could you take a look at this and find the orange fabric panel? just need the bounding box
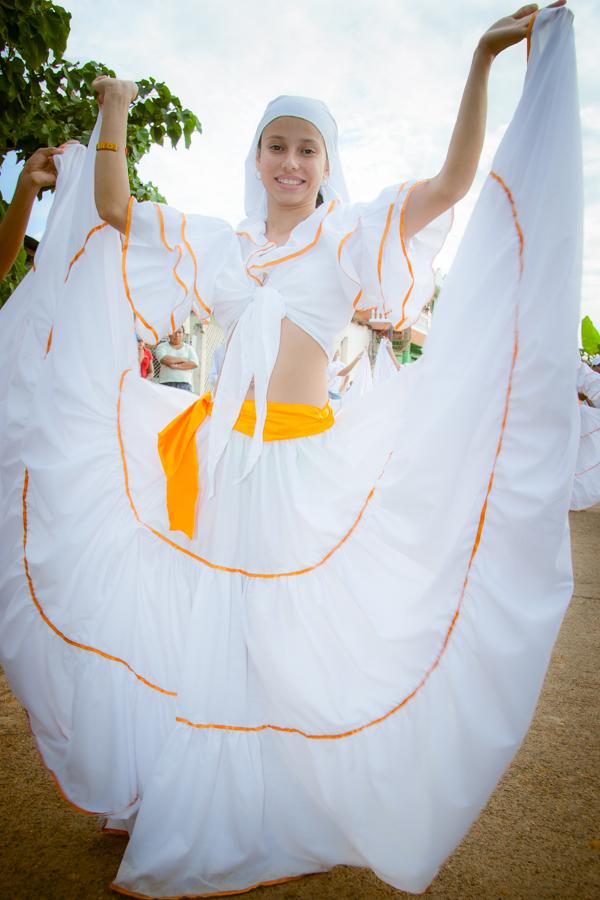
[232,396,334,440]
[157,393,213,540]
[157,393,334,539]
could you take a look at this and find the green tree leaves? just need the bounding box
[581,316,600,358]
[0,0,202,302]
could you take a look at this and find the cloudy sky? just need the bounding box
[3,0,599,325]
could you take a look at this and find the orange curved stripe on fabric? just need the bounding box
[171,174,526,740]
[121,198,160,344]
[181,214,212,317]
[247,270,263,286]
[249,200,338,271]
[64,222,109,282]
[119,368,391,577]
[168,241,190,334]
[152,205,190,329]
[489,172,524,276]
[153,203,176,252]
[337,225,358,264]
[369,178,410,314]
[44,327,53,357]
[526,10,539,60]
[245,240,275,284]
[24,710,140,818]
[392,181,426,330]
[376,195,400,290]
[22,466,176,697]
[337,224,363,302]
[117,368,142,525]
[172,243,188,296]
[336,225,369,310]
[110,872,316,899]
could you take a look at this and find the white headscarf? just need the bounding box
[242,95,349,224]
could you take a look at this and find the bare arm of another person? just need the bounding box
[0,147,64,279]
[386,341,401,371]
[337,352,363,378]
[92,75,138,233]
[403,2,565,240]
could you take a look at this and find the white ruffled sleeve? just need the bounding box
[340,181,453,330]
[122,197,237,343]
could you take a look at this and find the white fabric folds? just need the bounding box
[0,7,586,898]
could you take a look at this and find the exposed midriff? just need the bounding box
[244,317,329,406]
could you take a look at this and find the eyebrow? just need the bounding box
[264,135,320,144]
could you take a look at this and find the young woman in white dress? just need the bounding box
[0,3,584,898]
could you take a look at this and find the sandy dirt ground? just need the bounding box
[1,508,598,900]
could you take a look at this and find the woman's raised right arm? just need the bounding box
[91,76,138,234]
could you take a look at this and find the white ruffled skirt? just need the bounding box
[0,7,586,898]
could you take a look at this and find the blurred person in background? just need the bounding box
[155,327,198,392]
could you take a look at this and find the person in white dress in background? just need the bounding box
[571,358,600,510]
[373,335,401,386]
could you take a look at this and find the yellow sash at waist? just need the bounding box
[157,392,334,539]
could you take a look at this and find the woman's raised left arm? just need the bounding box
[403,2,565,241]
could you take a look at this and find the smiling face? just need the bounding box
[256,116,329,213]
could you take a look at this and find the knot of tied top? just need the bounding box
[206,283,286,495]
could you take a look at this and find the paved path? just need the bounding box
[1,509,598,899]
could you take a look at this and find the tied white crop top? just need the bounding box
[124,184,452,488]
